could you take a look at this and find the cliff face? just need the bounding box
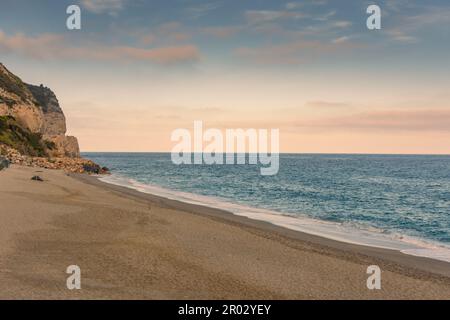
[0,64,45,134]
[0,63,79,157]
[25,84,80,157]
[26,84,67,135]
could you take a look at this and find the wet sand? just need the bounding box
[0,165,449,299]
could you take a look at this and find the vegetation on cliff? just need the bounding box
[0,64,33,103]
[26,84,59,113]
[0,115,54,157]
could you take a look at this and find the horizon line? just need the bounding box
[80,151,450,156]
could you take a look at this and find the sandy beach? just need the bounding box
[0,165,449,299]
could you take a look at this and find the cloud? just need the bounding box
[400,6,450,35]
[0,30,200,64]
[384,0,417,14]
[0,31,64,58]
[296,108,450,132]
[285,2,303,10]
[332,21,352,28]
[140,34,156,46]
[138,22,193,46]
[311,0,327,5]
[305,101,350,108]
[385,30,418,43]
[332,36,351,44]
[80,0,126,15]
[314,10,336,21]
[201,26,242,38]
[138,22,242,47]
[190,107,225,113]
[234,39,355,64]
[245,10,307,24]
[185,2,223,19]
[285,0,327,10]
[98,45,200,63]
[385,6,450,43]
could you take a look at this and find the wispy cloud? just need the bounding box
[185,2,223,19]
[332,21,352,28]
[385,30,418,43]
[296,108,450,132]
[285,2,303,10]
[0,31,63,58]
[384,0,416,14]
[80,0,126,15]
[314,10,336,21]
[285,0,327,10]
[332,35,352,44]
[235,39,357,64]
[311,0,328,5]
[245,10,307,24]
[305,101,350,108]
[138,22,192,46]
[201,26,243,38]
[0,30,200,64]
[385,6,450,43]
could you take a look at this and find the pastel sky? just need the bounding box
[1,0,449,153]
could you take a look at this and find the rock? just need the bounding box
[46,135,80,158]
[0,155,9,170]
[0,144,108,175]
[31,175,44,181]
[26,83,66,135]
[82,163,101,174]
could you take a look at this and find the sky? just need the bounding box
[0,0,449,154]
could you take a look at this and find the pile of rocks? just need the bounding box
[0,144,108,174]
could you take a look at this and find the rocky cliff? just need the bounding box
[0,63,106,174]
[0,63,79,157]
[26,83,80,157]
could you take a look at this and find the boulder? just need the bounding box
[0,155,9,170]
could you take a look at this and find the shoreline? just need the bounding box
[97,172,450,264]
[1,165,449,299]
[75,173,450,279]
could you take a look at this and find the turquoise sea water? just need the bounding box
[83,153,450,261]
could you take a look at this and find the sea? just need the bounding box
[83,153,450,263]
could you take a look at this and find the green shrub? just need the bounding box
[0,96,17,107]
[0,115,48,157]
[44,140,56,150]
[0,66,29,102]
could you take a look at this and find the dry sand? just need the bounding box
[0,165,449,299]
